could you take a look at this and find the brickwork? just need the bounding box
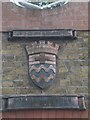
[1,31,88,107]
[2,2,88,31]
[1,2,89,109]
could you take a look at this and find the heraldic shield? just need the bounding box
[26,41,59,89]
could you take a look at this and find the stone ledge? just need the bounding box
[8,29,77,41]
[0,95,86,111]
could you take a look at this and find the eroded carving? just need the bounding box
[26,41,59,89]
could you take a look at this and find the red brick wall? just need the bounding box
[2,110,89,119]
[2,2,88,31]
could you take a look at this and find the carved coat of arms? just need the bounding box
[26,41,59,89]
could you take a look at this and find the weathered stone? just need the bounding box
[2,87,16,95]
[13,80,29,87]
[70,79,83,86]
[82,79,88,86]
[79,60,88,66]
[2,81,13,87]
[77,31,89,37]
[75,87,88,94]
[0,87,2,94]
[60,80,70,86]
[81,66,88,73]
[58,72,68,80]
[59,66,68,73]
[67,86,78,94]
[2,73,16,81]
[83,38,88,42]
[2,54,15,61]
[48,86,67,94]
[13,87,34,94]
[70,66,81,74]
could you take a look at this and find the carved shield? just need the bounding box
[29,53,56,89]
[26,41,59,89]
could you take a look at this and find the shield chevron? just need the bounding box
[26,41,59,89]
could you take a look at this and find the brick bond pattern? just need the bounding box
[2,31,89,108]
[1,2,89,108]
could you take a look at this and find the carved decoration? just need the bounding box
[10,0,69,10]
[26,41,59,89]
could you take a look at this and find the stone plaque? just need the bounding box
[8,29,77,40]
[1,95,86,111]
